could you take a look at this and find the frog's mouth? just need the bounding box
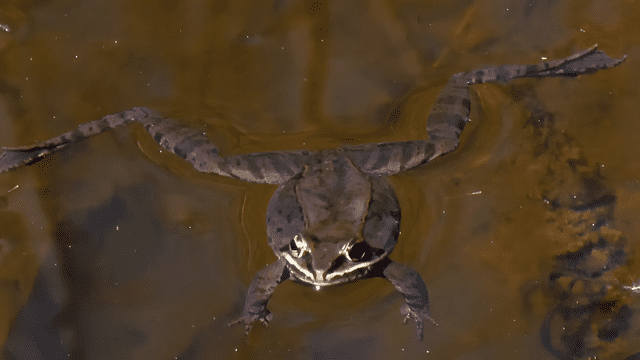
[281,253,379,287]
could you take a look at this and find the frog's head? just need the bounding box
[266,158,400,287]
[281,229,387,287]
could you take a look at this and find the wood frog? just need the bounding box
[0,45,625,340]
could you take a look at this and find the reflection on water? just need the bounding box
[0,1,638,359]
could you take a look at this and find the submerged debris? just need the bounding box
[513,84,640,359]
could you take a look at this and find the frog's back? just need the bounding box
[266,150,400,255]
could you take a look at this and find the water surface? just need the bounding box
[0,1,638,359]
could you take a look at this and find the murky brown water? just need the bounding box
[0,1,639,359]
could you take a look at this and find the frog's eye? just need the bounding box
[346,241,370,262]
[289,235,307,258]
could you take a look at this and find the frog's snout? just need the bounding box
[311,245,337,280]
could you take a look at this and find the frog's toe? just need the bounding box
[402,312,411,324]
[227,317,243,327]
[415,320,424,340]
[228,316,252,335]
[399,303,437,340]
[258,313,273,327]
[229,310,273,336]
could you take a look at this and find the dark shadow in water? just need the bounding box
[3,271,67,360]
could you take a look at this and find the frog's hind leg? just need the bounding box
[1,107,312,185]
[345,45,625,176]
[427,44,626,156]
[0,107,155,173]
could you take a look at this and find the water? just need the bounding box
[0,1,638,359]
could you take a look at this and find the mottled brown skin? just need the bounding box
[0,45,626,340]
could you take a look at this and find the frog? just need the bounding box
[0,45,625,340]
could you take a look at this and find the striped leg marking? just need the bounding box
[344,45,625,176]
[1,107,311,184]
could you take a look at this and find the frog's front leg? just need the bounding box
[379,259,437,340]
[229,258,289,335]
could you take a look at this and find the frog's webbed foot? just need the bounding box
[378,259,436,340]
[228,308,273,336]
[514,44,627,79]
[0,145,55,173]
[400,303,438,340]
